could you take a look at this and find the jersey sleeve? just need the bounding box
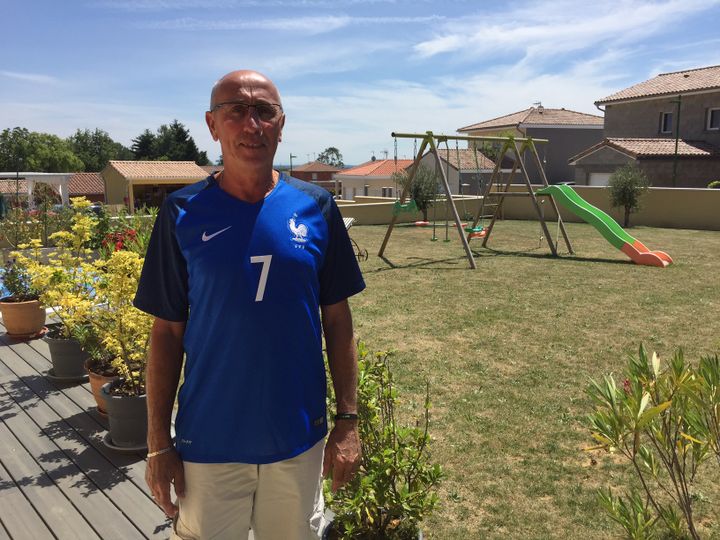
[133,198,189,321]
[318,198,366,306]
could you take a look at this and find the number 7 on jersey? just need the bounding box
[250,255,272,302]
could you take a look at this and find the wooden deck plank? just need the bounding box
[0,422,100,539]
[0,343,172,538]
[0,459,54,540]
[0,384,146,540]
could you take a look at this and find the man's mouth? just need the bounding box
[240,142,264,149]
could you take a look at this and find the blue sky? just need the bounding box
[2,0,720,166]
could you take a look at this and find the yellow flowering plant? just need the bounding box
[89,249,152,396]
[15,197,98,340]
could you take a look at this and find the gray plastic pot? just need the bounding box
[44,335,89,378]
[101,380,148,450]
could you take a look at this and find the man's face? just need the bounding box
[206,72,285,172]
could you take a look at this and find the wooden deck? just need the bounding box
[0,322,172,539]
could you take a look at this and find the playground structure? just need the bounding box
[378,131,672,269]
[379,131,573,269]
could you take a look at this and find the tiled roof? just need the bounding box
[435,149,495,170]
[0,179,29,195]
[458,107,603,132]
[201,165,223,175]
[292,161,343,173]
[337,159,414,177]
[597,65,720,105]
[68,172,104,195]
[570,138,720,163]
[105,160,208,180]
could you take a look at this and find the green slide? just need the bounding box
[536,185,672,267]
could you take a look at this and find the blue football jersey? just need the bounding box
[134,173,365,463]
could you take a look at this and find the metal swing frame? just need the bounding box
[378,131,573,269]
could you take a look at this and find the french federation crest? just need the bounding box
[288,213,309,244]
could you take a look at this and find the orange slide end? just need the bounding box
[621,242,671,267]
[631,240,673,265]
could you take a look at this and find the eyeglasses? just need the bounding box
[210,101,283,122]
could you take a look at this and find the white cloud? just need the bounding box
[414,0,720,63]
[95,0,420,11]
[0,71,59,85]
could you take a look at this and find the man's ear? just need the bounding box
[278,114,286,142]
[206,111,219,141]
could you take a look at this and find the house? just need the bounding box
[333,159,413,200]
[68,172,105,203]
[418,148,499,195]
[571,65,720,187]
[290,161,343,194]
[457,106,604,184]
[102,161,208,211]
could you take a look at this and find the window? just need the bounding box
[659,112,673,134]
[312,173,318,180]
[708,108,720,130]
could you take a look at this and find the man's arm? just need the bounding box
[321,299,361,492]
[145,317,186,517]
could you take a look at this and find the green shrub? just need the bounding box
[586,345,720,540]
[608,165,650,227]
[325,342,443,539]
[707,180,720,189]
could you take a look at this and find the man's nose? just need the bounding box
[242,107,262,131]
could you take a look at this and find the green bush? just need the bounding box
[586,345,720,540]
[325,342,443,539]
[707,180,720,189]
[608,165,650,227]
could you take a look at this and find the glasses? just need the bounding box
[210,101,283,122]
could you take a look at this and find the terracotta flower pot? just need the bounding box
[101,380,148,450]
[44,335,89,379]
[0,298,46,337]
[85,359,120,417]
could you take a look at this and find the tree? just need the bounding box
[317,147,344,168]
[131,129,156,160]
[0,127,82,172]
[608,164,650,227]
[134,120,209,165]
[67,128,132,171]
[392,165,438,221]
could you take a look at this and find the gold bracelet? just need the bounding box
[147,446,174,458]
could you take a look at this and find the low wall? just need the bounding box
[337,188,720,230]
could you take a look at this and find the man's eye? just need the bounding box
[256,105,275,119]
[230,104,249,115]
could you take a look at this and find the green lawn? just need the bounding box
[345,220,720,539]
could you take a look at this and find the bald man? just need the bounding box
[134,70,365,539]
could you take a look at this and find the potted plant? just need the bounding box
[324,343,443,539]
[15,199,99,380]
[90,249,153,450]
[0,248,46,337]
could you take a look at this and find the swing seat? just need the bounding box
[392,199,418,215]
[414,220,430,227]
[469,230,486,239]
[464,226,484,233]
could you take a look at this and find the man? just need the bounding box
[134,70,365,539]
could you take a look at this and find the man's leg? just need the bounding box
[251,439,327,540]
[172,461,256,540]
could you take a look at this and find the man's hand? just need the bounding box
[145,449,185,517]
[323,421,361,492]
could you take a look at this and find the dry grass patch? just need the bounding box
[346,220,720,539]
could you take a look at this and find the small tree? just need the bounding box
[608,165,650,227]
[392,165,438,221]
[317,147,344,168]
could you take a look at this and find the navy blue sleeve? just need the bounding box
[134,198,189,321]
[318,198,366,306]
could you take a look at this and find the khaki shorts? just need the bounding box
[172,439,327,540]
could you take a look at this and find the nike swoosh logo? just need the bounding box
[201,226,232,242]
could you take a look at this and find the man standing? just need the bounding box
[134,70,365,539]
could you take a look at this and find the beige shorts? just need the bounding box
[172,439,327,540]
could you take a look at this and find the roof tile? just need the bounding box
[68,172,104,195]
[291,161,343,173]
[105,160,208,180]
[337,159,414,177]
[596,65,720,105]
[571,138,720,162]
[458,107,603,132]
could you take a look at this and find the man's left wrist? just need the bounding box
[334,412,358,421]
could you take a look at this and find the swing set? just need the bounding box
[378,131,574,269]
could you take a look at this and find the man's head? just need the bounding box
[206,70,285,174]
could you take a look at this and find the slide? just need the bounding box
[536,185,673,268]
